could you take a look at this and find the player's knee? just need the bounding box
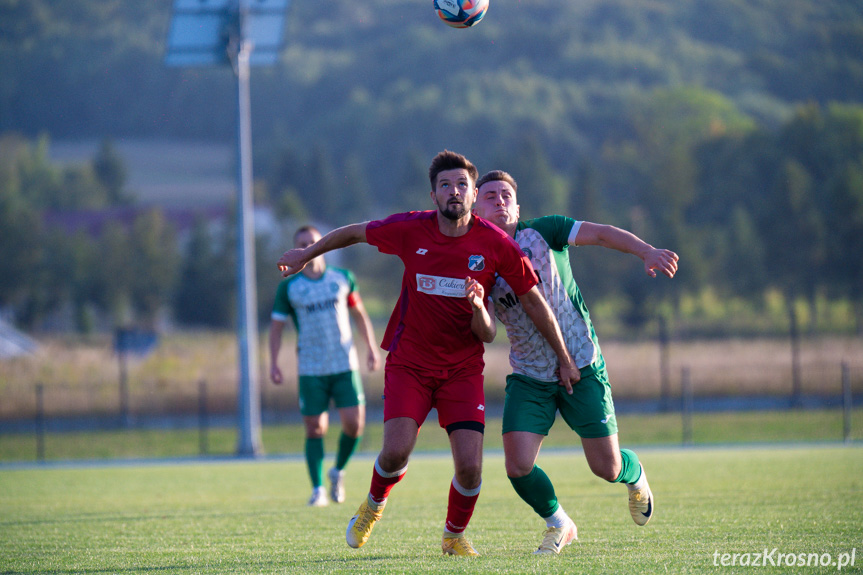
[343,419,364,437]
[379,447,411,471]
[455,464,482,489]
[504,458,534,478]
[593,460,621,482]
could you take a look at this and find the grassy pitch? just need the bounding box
[1,446,861,574]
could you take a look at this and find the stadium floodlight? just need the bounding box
[165,0,291,458]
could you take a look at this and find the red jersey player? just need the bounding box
[277,150,579,556]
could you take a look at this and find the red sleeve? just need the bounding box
[489,227,538,296]
[502,251,538,296]
[347,291,360,308]
[366,211,434,255]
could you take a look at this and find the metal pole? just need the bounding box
[790,305,802,407]
[119,349,130,428]
[35,383,45,461]
[681,366,693,446]
[659,316,670,412]
[232,7,263,457]
[843,362,852,444]
[199,379,209,456]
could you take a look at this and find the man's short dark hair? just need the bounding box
[428,150,479,190]
[476,170,517,194]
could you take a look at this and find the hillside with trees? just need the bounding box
[1,0,862,335]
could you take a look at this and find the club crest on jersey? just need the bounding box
[468,255,485,271]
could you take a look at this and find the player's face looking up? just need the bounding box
[475,180,520,229]
[294,228,322,249]
[431,168,476,221]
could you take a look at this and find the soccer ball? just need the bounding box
[434,0,489,29]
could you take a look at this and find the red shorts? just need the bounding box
[382,355,486,429]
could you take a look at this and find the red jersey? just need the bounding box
[366,211,538,371]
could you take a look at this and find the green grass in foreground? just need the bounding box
[1,447,861,574]
[1,408,862,462]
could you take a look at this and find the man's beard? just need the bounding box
[440,199,469,221]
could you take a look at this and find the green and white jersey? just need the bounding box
[490,215,603,381]
[271,267,359,377]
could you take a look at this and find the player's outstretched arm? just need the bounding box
[465,276,496,343]
[574,222,679,279]
[278,222,369,277]
[520,287,580,393]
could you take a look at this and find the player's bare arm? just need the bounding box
[519,287,580,393]
[268,319,286,384]
[278,222,369,277]
[465,276,496,343]
[348,297,381,372]
[574,222,679,279]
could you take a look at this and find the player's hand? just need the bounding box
[277,248,308,277]
[644,248,679,279]
[557,357,580,395]
[270,364,283,384]
[464,276,485,310]
[367,348,381,372]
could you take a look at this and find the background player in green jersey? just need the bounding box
[269,225,381,507]
[471,170,679,555]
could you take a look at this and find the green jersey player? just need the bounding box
[471,170,678,555]
[269,225,381,507]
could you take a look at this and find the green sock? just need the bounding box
[508,465,559,518]
[612,448,642,484]
[335,432,361,470]
[305,437,324,487]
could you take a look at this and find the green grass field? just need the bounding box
[2,446,861,574]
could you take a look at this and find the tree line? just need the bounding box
[1,0,862,334]
[1,97,862,335]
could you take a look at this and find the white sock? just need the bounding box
[626,464,646,491]
[367,493,386,510]
[544,506,571,528]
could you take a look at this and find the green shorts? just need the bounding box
[298,370,365,417]
[501,364,617,439]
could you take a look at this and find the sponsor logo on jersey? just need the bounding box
[468,255,485,271]
[416,274,466,297]
[416,248,428,255]
[497,292,520,309]
[304,298,338,313]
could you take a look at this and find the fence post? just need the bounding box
[199,379,208,456]
[789,306,802,407]
[843,362,852,444]
[118,349,130,427]
[681,366,693,446]
[658,316,671,412]
[35,383,45,462]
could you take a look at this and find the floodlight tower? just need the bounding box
[166,0,290,457]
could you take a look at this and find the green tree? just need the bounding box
[497,136,568,219]
[90,221,134,325]
[129,209,179,325]
[174,218,234,328]
[0,168,40,312]
[93,138,130,206]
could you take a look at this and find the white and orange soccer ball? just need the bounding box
[434,0,489,29]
